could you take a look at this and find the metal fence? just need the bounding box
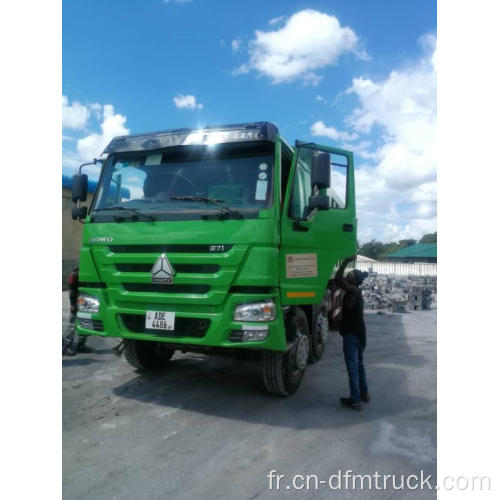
[355,261,437,277]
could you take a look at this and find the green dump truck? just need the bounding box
[71,121,357,395]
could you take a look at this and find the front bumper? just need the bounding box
[76,286,287,352]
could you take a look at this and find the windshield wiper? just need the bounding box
[169,196,244,219]
[93,206,156,221]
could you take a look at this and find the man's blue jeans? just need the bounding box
[342,334,368,404]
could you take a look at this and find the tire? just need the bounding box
[328,282,342,331]
[309,307,330,363]
[309,290,331,363]
[262,307,310,396]
[123,339,175,371]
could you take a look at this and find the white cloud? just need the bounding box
[311,120,359,142]
[76,104,129,160]
[343,35,437,242]
[338,140,376,160]
[269,15,286,26]
[236,9,366,84]
[315,95,325,102]
[231,63,250,76]
[62,96,90,130]
[231,38,241,52]
[346,38,436,190]
[352,163,437,243]
[164,0,192,3]
[89,102,103,121]
[63,101,129,172]
[173,94,204,110]
[302,72,322,87]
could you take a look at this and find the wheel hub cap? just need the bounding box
[317,313,329,344]
[295,333,309,370]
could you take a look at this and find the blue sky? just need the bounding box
[62,0,436,242]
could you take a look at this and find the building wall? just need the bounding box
[62,187,94,288]
[356,261,437,277]
[384,257,437,263]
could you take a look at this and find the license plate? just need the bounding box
[146,311,175,331]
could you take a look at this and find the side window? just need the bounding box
[94,159,140,208]
[328,153,348,209]
[289,148,312,219]
[108,161,140,203]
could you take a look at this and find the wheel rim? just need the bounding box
[295,332,309,370]
[317,312,329,344]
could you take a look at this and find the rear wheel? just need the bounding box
[309,290,331,363]
[123,339,175,371]
[262,307,309,396]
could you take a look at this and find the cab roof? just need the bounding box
[102,121,279,155]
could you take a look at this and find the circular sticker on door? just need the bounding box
[259,163,268,171]
[258,172,267,180]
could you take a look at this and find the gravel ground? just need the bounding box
[62,292,436,499]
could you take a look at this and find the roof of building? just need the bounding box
[357,254,377,263]
[385,243,437,259]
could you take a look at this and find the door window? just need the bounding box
[328,153,349,209]
[289,148,313,219]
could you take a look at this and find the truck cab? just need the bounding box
[71,122,356,395]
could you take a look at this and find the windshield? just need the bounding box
[92,142,274,221]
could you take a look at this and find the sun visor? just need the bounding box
[102,122,279,155]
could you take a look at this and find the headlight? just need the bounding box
[234,300,275,322]
[77,294,100,314]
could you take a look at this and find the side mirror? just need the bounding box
[308,195,331,211]
[311,152,331,190]
[72,206,88,220]
[72,174,88,203]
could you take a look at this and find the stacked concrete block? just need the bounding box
[408,286,423,311]
[391,298,407,313]
[422,288,433,310]
[360,273,437,312]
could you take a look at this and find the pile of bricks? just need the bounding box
[360,274,437,312]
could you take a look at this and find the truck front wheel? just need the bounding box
[309,293,330,363]
[123,339,175,371]
[262,307,309,396]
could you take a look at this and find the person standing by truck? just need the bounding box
[334,256,370,410]
[62,267,92,355]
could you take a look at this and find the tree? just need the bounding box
[380,242,399,258]
[359,233,436,260]
[420,232,437,243]
[398,239,416,248]
[358,240,385,260]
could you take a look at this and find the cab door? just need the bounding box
[279,142,357,305]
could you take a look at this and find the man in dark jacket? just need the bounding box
[334,255,369,410]
[63,267,92,355]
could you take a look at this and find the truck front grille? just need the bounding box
[92,242,244,306]
[110,244,232,254]
[122,284,210,294]
[116,263,220,274]
[120,314,210,338]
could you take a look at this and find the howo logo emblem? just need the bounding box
[151,253,175,284]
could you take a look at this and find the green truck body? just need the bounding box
[72,122,356,395]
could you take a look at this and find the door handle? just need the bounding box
[343,223,354,232]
